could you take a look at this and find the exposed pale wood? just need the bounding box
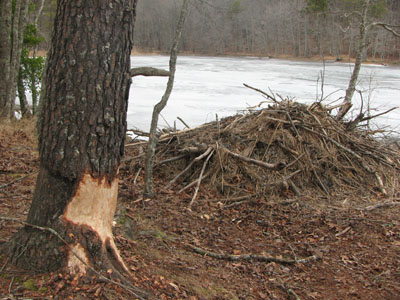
[0,217,148,300]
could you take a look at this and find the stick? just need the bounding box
[243,83,279,104]
[133,167,142,185]
[363,201,400,211]
[189,244,318,265]
[207,194,256,203]
[178,172,210,194]
[222,146,284,170]
[154,154,187,167]
[301,126,363,160]
[177,117,191,129]
[0,172,38,190]
[165,147,212,189]
[360,107,398,123]
[0,217,148,300]
[188,150,214,209]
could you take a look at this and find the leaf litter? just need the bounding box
[1,99,400,299]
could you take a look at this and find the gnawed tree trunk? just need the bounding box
[7,0,137,277]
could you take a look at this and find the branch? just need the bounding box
[222,146,285,170]
[189,244,319,265]
[0,172,38,189]
[130,67,170,77]
[243,83,279,104]
[363,201,400,211]
[372,22,400,37]
[188,149,214,209]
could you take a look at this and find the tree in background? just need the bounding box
[17,23,45,117]
[0,0,29,120]
[7,0,140,287]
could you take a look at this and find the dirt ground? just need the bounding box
[0,121,399,300]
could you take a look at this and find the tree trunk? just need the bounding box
[17,69,31,118]
[7,0,138,276]
[8,0,29,120]
[0,0,13,119]
[337,0,370,121]
[144,0,190,198]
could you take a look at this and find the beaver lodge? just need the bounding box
[125,95,400,209]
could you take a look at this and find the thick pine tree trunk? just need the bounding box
[8,0,137,276]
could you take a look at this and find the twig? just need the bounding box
[0,217,149,300]
[177,117,191,129]
[154,154,187,167]
[188,150,214,209]
[165,147,213,189]
[222,146,284,170]
[177,172,210,194]
[208,194,256,203]
[243,83,279,104]
[288,180,301,196]
[189,244,318,265]
[360,107,398,123]
[301,126,362,160]
[278,279,301,300]
[363,201,400,211]
[8,276,14,293]
[133,167,142,185]
[0,172,38,190]
[304,148,330,196]
[122,153,145,163]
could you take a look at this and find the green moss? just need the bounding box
[22,279,37,291]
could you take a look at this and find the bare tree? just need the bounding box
[144,0,190,198]
[0,0,29,120]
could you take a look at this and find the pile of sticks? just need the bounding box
[126,97,400,207]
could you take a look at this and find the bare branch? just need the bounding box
[130,67,170,77]
[371,22,400,37]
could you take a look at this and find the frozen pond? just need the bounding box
[128,55,400,133]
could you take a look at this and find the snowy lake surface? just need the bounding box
[129,55,400,133]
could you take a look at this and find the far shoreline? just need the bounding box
[33,49,400,67]
[131,49,400,67]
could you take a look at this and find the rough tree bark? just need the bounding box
[0,0,29,120]
[0,0,13,119]
[7,0,138,278]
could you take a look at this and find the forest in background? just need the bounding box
[38,0,400,61]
